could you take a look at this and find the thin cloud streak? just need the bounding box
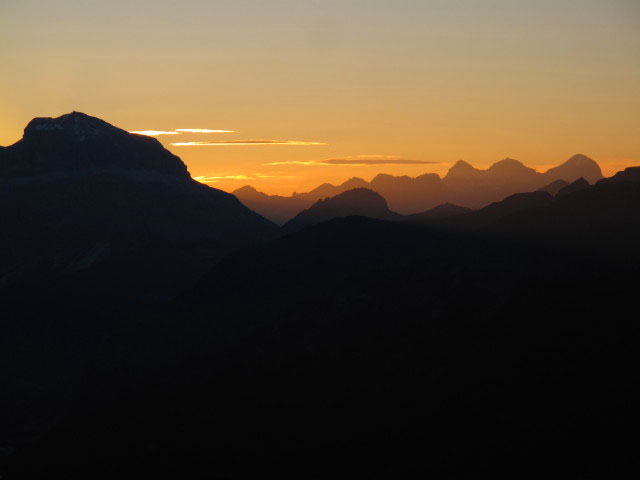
[194,173,299,183]
[175,129,234,133]
[172,140,327,146]
[130,130,179,136]
[266,156,437,166]
[131,128,233,136]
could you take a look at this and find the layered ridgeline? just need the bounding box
[0,112,276,307]
[234,154,603,223]
[14,167,640,478]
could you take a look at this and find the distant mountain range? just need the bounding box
[234,154,603,223]
[0,112,276,307]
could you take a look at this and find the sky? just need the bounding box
[1,0,639,194]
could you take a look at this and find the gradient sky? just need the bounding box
[1,0,639,194]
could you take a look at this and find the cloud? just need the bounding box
[175,129,235,133]
[194,173,299,183]
[130,130,179,136]
[265,155,437,166]
[130,128,233,136]
[172,140,327,146]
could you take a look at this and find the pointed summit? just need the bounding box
[444,160,483,181]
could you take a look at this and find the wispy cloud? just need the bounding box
[130,128,233,136]
[175,128,235,133]
[172,140,327,146]
[266,155,437,166]
[194,173,299,184]
[130,130,180,136]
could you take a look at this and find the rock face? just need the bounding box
[0,112,276,306]
[283,188,401,232]
[235,154,605,221]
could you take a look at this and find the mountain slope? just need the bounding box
[404,202,473,222]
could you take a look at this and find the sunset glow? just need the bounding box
[130,130,179,136]
[175,129,235,133]
[1,0,638,195]
[172,140,328,146]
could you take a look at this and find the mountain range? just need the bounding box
[2,112,639,479]
[234,154,603,223]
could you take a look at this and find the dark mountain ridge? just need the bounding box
[283,188,401,231]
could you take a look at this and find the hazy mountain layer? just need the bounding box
[235,154,603,222]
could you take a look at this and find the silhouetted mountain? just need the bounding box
[235,154,604,219]
[283,188,400,231]
[404,202,472,222]
[442,191,554,229]
[597,165,640,184]
[556,177,589,198]
[537,179,569,196]
[0,112,276,306]
[542,153,603,184]
[369,172,445,212]
[234,176,369,224]
[486,178,640,256]
[0,111,189,178]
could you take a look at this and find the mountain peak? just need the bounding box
[2,112,189,179]
[450,159,476,171]
[544,154,602,184]
[24,111,124,139]
[488,158,528,171]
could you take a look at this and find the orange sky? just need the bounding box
[1,1,638,194]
